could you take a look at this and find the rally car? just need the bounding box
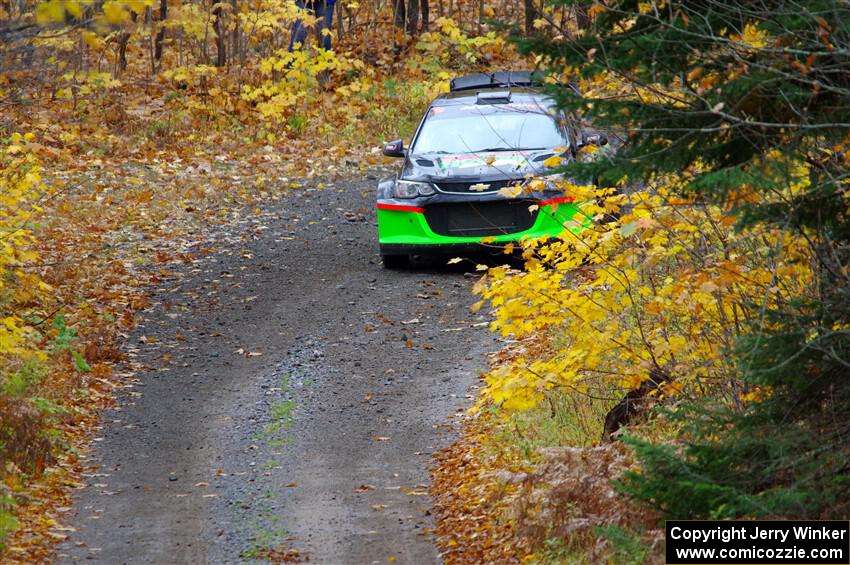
[376,71,606,268]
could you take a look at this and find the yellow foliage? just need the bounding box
[56,71,121,99]
[416,17,509,65]
[162,65,219,88]
[36,0,152,26]
[164,3,211,41]
[242,48,363,120]
[475,169,815,411]
[0,135,50,361]
[102,1,131,24]
[35,0,66,24]
[588,3,606,19]
[237,0,304,41]
[734,23,769,49]
[64,0,84,18]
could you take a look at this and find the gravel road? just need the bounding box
[58,178,494,564]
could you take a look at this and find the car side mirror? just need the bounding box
[582,133,608,147]
[382,139,406,158]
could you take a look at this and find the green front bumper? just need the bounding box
[377,198,585,253]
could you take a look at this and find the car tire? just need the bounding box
[382,254,409,269]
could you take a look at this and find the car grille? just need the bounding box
[424,200,538,237]
[434,179,520,194]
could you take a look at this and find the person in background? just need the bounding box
[288,0,336,52]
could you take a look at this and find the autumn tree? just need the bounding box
[523,0,850,517]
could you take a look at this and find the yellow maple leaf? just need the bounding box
[35,0,66,24]
[102,1,131,24]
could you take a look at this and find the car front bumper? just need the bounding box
[376,194,587,255]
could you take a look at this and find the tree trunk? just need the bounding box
[230,0,241,65]
[154,0,167,62]
[116,31,130,75]
[420,0,429,29]
[116,11,139,76]
[523,0,537,35]
[337,2,345,43]
[116,10,139,76]
[406,0,419,34]
[392,0,406,28]
[213,3,226,66]
[575,4,590,31]
[602,368,670,442]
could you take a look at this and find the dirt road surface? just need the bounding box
[58,178,494,564]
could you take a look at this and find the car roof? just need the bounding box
[431,87,548,107]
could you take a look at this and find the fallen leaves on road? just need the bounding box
[431,410,529,564]
[249,546,304,563]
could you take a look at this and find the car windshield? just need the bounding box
[411,96,567,155]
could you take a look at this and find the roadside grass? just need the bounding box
[593,525,654,565]
[0,500,16,553]
[490,383,681,458]
[534,525,653,565]
[537,533,595,564]
[476,390,618,561]
[436,378,668,563]
[491,387,616,460]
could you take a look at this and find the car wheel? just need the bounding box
[382,254,409,269]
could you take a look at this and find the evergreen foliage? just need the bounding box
[524,0,850,518]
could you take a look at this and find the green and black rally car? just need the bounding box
[376,71,606,268]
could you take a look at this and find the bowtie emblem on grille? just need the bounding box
[469,183,491,192]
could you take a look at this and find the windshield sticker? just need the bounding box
[505,103,552,112]
[437,152,529,170]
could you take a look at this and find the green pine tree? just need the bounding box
[524,0,850,518]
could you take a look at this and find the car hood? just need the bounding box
[401,150,561,183]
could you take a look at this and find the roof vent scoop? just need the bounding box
[477,90,511,104]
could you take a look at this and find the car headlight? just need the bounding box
[522,174,564,193]
[542,173,564,192]
[393,180,436,199]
